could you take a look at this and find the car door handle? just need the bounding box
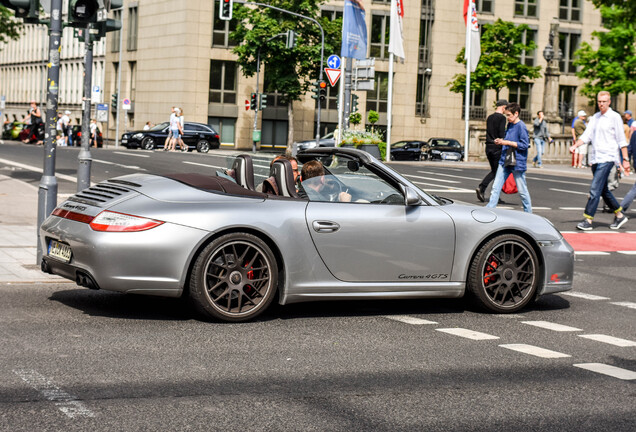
[312,221,340,233]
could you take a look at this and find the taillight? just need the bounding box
[89,211,164,232]
[52,208,95,224]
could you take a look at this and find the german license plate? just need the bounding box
[444,154,459,160]
[122,139,128,144]
[48,240,72,263]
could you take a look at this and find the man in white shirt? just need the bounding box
[570,91,631,230]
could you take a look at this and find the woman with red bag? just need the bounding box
[486,102,532,213]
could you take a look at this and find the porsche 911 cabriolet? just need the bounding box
[40,148,574,322]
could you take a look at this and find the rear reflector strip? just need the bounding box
[52,208,95,224]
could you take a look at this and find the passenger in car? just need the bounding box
[298,160,351,202]
[260,155,300,194]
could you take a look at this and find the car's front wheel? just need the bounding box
[467,234,539,313]
[141,136,156,150]
[196,139,210,153]
[189,233,278,322]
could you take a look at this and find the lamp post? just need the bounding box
[542,21,563,135]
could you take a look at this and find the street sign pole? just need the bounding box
[36,0,63,264]
[77,23,94,192]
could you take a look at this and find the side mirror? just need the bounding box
[404,186,422,206]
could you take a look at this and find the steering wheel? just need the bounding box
[323,178,343,202]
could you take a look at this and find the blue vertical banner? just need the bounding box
[341,0,367,59]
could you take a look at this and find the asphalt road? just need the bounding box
[0,142,634,431]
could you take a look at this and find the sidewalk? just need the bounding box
[0,174,68,283]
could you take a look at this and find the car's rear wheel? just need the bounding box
[141,136,156,150]
[196,139,210,153]
[190,233,278,322]
[467,234,539,313]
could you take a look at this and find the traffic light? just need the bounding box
[219,0,233,21]
[259,93,268,110]
[250,92,258,110]
[319,81,327,102]
[95,18,122,39]
[285,30,296,49]
[0,0,39,22]
[310,81,320,100]
[111,93,118,108]
[68,0,99,26]
[351,94,359,112]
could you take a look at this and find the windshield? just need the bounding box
[430,139,461,148]
[149,122,169,131]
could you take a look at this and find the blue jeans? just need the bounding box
[620,182,636,212]
[584,162,621,219]
[532,137,545,166]
[486,165,532,213]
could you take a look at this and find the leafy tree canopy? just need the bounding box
[0,6,23,46]
[231,0,342,101]
[574,2,636,100]
[447,19,542,99]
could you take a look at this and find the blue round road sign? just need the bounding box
[327,55,341,69]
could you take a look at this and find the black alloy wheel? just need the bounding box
[467,234,539,313]
[196,139,210,153]
[190,233,278,322]
[141,136,156,150]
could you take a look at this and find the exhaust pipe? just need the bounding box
[41,259,52,274]
[76,271,99,290]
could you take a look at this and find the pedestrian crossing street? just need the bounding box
[383,300,636,381]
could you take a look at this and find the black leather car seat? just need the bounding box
[270,159,299,198]
[231,154,255,191]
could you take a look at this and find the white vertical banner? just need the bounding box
[386,0,405,161]
[463,0,480,161]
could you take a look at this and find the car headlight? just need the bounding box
[132,133,144,139]
[431,150,441,154]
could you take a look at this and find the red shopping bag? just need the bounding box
[502,173,518,194]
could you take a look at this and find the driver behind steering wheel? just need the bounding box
[298,160,352,202]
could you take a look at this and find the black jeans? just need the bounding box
[479,147,502,192]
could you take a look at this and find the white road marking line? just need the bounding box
[521,321,582,332]
[404,174,460,184]
[417,171,481,181]
[617,251,636,255]
[559,207,586,210]
[383,315,438,325]
[92,159,146,170]
[494,314,525,318]
[610,301,636,310]
[573,363,636,380]
[182,161,227,170]
[533,207,552,210]
[499,344,571,358]
[421,188,474,193]
[574,251,610,255]
[527,177,589,186]
[578,334,636,347]
[411,180,468,189]
[113,151,149,158]
[436,328,499,340]
[560,292,610,301]
[12,369,94,418]
[550,188,589,195]
[0,157,77,183]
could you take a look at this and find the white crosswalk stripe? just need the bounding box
[522,321,582,332]
[578,334,636,347]
[561,292,610,301]
[383,316,438,325]
[573,363,636,380]
[609,301,636,310]
[436,328,499,340]
[499,344,571,358]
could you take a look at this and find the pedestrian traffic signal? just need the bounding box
[250,92,258,110]
[111,93,118,108]
[219,0,233,21]
[68,0,100,26]
[0,0,39,22]
[319,81,327,102]
[259,93,268,110]
[351,94,359,112]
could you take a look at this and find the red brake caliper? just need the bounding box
[244,261,255,295]
[483,257,498,285]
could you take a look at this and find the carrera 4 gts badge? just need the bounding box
[399,274,449,280]
[63,203,87,211]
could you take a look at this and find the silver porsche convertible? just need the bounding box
[40,148,574,322]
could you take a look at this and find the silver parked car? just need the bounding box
[40,148,573,322]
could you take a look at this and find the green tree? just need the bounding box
[367,110,379,132]
[574,2,636,109]
[447,19,542,100]
[231,0,341,150]
[0,6,23,46]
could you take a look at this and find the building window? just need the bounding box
[416,72,431,117]
[208,117,236,145]
[514,0,538,18]
[209,60,236,104]
[128,61,136,102]
[212,6,238,47]
[370,14,390,59]
[321,9,343,53]
[476,0,493,13]
[559,85,577,126]
[127,6,138,51]
[559,0,581,22]
[366,72,388,113]
[520,28,537,67]
[508,82,533,122]
[461,91,486,120]
[263,74,288,108]
[416,1,434,117]
[111,9,121,53]
[261,120,288,148]
[559,31,580,74]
